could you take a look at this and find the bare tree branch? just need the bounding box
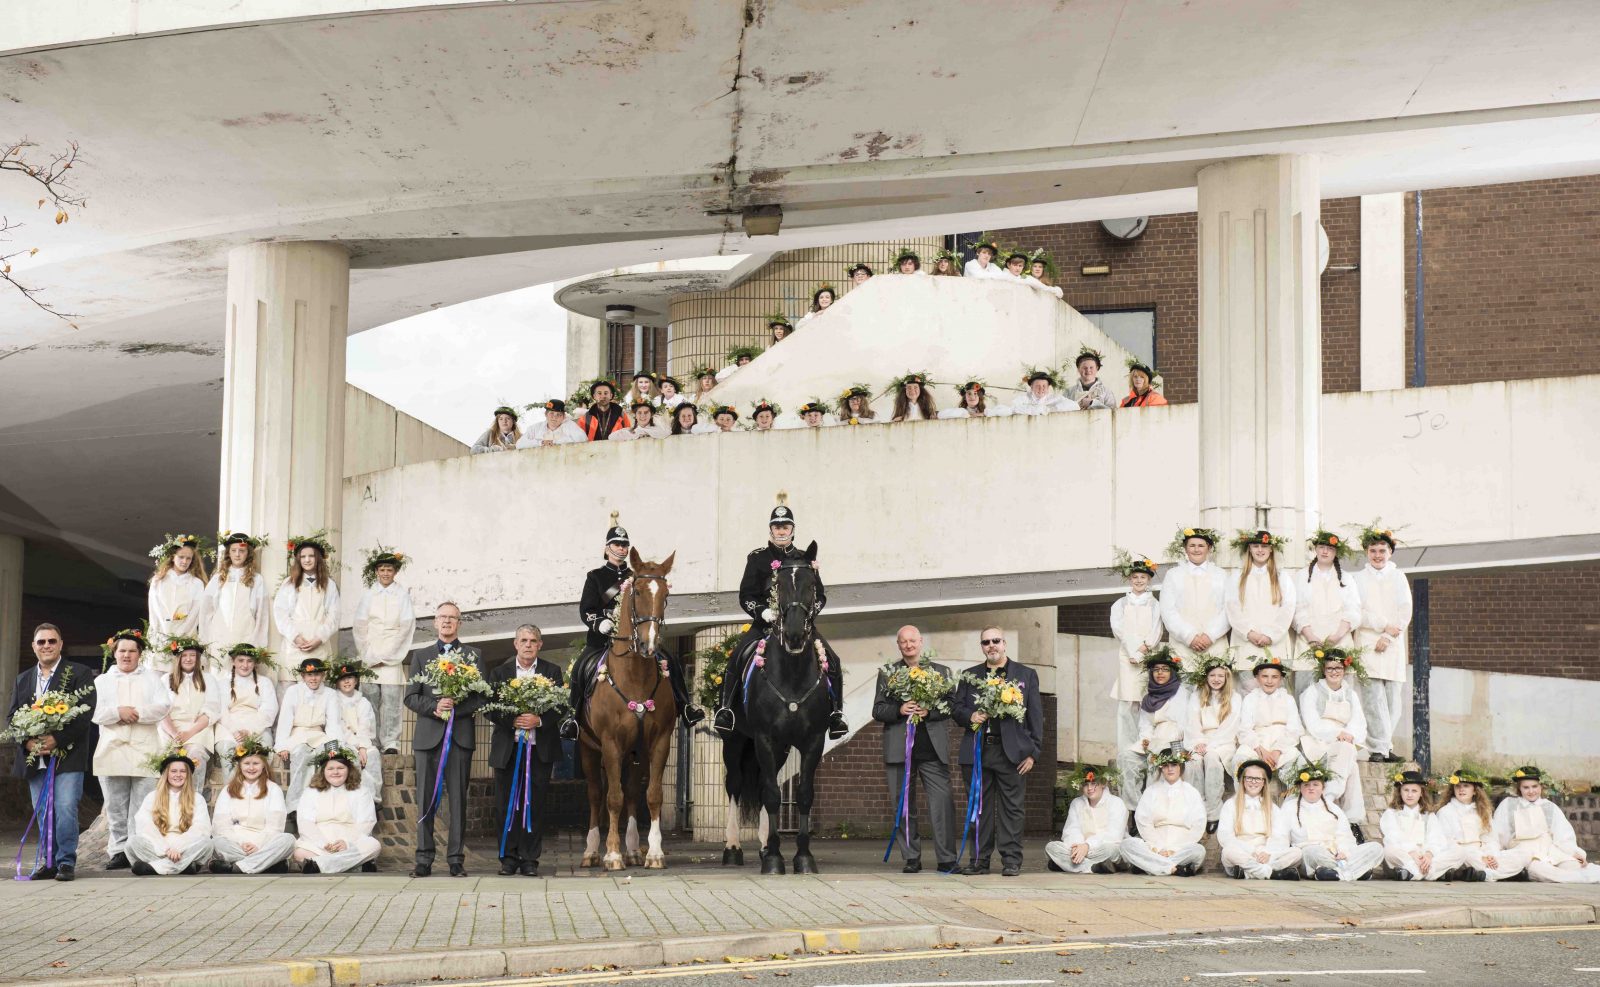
[1,139,86,325]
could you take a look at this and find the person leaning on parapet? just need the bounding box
[578,379,630,441]
[8,623,98,881]
[929,248,962,277]
[516,399,587,448]
[1121,359,1168,408]
[1002,249,1063,298]
[798,284,835,326]
[872,626,958,875]
[1011,367,1069,416]
[611,400,669,441]
[470,406,521,453]
[963,239,1007,281]
[1064,347,1117,411]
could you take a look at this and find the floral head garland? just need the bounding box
[1358,519,1404,550]
[1075,345,1105,369]
[1508,764,1563,797]
[144,742,197,777]
[587,377,619,398]
[1024,247,1058,281]
[492,405,520,421]
[101,627,148,665]
[211,530,269,566]
[1307,529,1356,561]
[1141,644,1182,674]
[799,398,832,417]
[1442,765,1489,788]
[567,382,597,408]
[1303,644,1369,683]
[750,399,783,419]
[148,532,204,567]
[932,247,964,266]
[725,344,763,365]
[966,237,1001,258]
[163,634,207,660]
[846,261,874,277]
[361,544,408,587]
[712,405,739,420]
[1230,529,1286,554]
[1020,364,1063,390]
[312,741,360,771]
[329,655,378,683]
[1285,755,1333,788]
[286,529,335,565]
[954,378,987,398]
[224,734,274,765]
[226,643,277,671]
[1064,762,1120,794]
[1183,649,1236,688]
[1126,357,1163,388]
[892,247,922,269]
[1164,526,1222,561]
[889,371,932,394]
[1109,547,1159,579]
[690,364,718,382]
[1149,745,1191,768]
[765,309,794,330]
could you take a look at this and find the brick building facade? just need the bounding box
[1012,173,1600,687]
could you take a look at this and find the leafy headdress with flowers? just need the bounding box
[798,398,833,417]
[161,634,207,663]
[1020,364,1063,390]
[1307,528,1357,561]
[1183,649,1236,688]
[966,237,1001,258]
[361,544,408,587]
[887,370,932,397]
[689,364,718,383]
[953,377,988,400]
[1075,345,1106,369]
[101,626,149,667]
[750,398,784,419]
[224,734,274,765]
[143,741,197,777]
[1164,525,1222,561]
[210,530,268,566]
[1109,547,1159,579]
[932,246,964,266]
[226,643,277,671]
[1025,247,1058,282]
[725,344,763,365]
[1230,529,1287,554]
[329,654,379,683]
[1507,764,1564,798]
[1302,643,1369,684]
[1282,755,1333,789]
[1357,518,1406,550]
[285,530,336,565]
[892,247,922,269]
[312,741,360,771]
[1063,762,1121,795]
[1149,745,1191,768]
[149,532,206,567]
[1126,357,1163,389]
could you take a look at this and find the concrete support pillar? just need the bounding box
[1196,155,1322,548]
[0,533,22,711]
[565,311,605,397]
[1359,193,1407,391]
[218,243,351,588]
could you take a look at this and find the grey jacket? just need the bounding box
[871,659,954,765]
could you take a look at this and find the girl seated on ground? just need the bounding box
[210,736,296,874]
[1216,759,1303,880]
[127,746,214,876]
[1491,766,1600,884]
[294,742,381,874]
[1379,768,1466,881]
[1121,746,1206,877]
[1433,767,1528,882]
[1273,760,1383,881]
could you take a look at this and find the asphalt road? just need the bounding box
[433,924,1600,987]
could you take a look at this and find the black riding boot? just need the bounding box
[663,653,705,726]
[560,651,598,740]
[714,649,749,734]
[824,645,848,739]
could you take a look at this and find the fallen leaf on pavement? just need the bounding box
[999,959,1014,966]
[49,963,67,969]
[55,937,77,943]
[774,972,791,978]
[741,975,756,980]
[1337,916,1359,926]
[1403,923,1421,930]
[1061,968,1083,975]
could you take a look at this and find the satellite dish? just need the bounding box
[1318,223,1330,274]
[1100,217,1149,241]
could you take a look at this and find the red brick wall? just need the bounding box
[1058,601,1112,638]
[1403,176,1600,387]
[811,693,1058,838]
[989,195,1364,403]
[1425,563,1600,682]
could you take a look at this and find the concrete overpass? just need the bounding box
[5,1,1600,579]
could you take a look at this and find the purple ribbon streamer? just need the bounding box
[13,758,57,880]
[422,712,454,822]
[880,719,918,862]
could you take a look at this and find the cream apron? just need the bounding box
[209,571,259,666]
[1303,805,1342,852]
[1509,803,1559,863]
[298,790,361,854]
[221,676,269,743]
[229,792,274,845]
[1111,601,1154,702]
[1250,692,1294,753]
[94,673,160,776]
[1297,574,1354,669]
[1395,810,1426,848]
[1172,569,1217,661]
[160,675,215,755]
[363,590,411,686]
[1354,570,1408,681]
[1238,801,1270,848]
[1149,787,1193,851]
[282,583,333,682]
[289,697,331,750]
[1455,809,1488,850]
[1232,570,1291,669]
[1301,691,1352,760]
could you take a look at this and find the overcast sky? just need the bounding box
[346,283,568,444]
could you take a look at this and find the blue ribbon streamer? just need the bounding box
[498,732,527,858]
[421,712,454,822]
[952,724,986,870]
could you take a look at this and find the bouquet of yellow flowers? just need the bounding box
[692,630,741,711]
[410,653,493,701]
[960,671,1027,730]
[488,674,570,727]
[2,686,93,766]
[883,661,956,724]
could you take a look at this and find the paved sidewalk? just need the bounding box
[4,838,1598,983]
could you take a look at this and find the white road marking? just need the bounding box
[1199,972,1426,979]
[815,982,1052,987]
[1573,968,1600,972]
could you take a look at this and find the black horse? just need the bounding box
[722,542,837,874]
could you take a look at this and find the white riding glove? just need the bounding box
[598,618,614,633]
[760,608,777,623]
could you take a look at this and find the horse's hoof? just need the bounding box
[627,851,646,867]
[760,853,786,876]
[721,847,736,866]
[580,853,602,868]
[603,854,626,872]
[792,853,819,875]
[732,847,745,867]
[645,854,666,870]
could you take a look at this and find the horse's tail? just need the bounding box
[722,731,762,826]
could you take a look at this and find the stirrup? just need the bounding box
[558,717,579,740]
[713,707,736,733]
[682,704,706,725]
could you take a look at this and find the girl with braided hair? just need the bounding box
[1291,531,1358,697]
[1272,762,1383,880]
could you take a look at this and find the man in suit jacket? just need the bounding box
[7,623,98,881]
[952,625,1045,877]
[872,625,957,874]
[486,624,565,876]
[403,601,487,877]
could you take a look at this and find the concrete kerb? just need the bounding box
[7,923,1022,987]
[1360,902,1597,931]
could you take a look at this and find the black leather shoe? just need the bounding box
[937,860,959,874]
[1090,861,1117,875]
[131,861,156,876]
[29,865,57,881]
[361,861,378,873]
[302,860,320,874]
[558,718,579,741]
[449,863,467,877]
[1313,867,1340,881]
[1206,820,1219,835]
[1270,867,1301,881]
[1368,752,1387,762]
[682,704,706,726]
[520,860,538,876]
[1350,824,1366,844]
[713,708,736,734]
[902,858,922,874]
[499,858,519,876]
[1001,864,1021,877]
[106,852,131,871]
[1173,863,1198,877]
[54,864,75,882]
[267,859,290,873]
[182,861,203,875]
[384,747,400,755]
[1465,867,1487,882]
[960,860,990,876]
[210,858,232,874]
[827,710,849,740]
[412,863,432,878]
[1393,869,1413,880]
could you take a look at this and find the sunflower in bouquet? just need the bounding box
[3,685,93,766]
[411,653,493,701]
[884,659,956,724]
[961,671,1027,730]
[489,673,571,729]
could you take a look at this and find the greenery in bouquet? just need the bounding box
[960,670,1027,730]
[410,653,493,701]
[883,659,956,724]
[2,685,93,766]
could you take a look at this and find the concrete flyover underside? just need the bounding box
[4,0,1600,572]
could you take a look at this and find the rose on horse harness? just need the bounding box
[596,574,669,763]
[748,561,832,713]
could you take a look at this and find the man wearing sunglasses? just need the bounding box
[952,626,1045,877]
[7,624,98,881]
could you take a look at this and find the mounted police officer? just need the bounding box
[560,518,704,739]
[713,499,848,740]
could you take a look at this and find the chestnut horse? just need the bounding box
[578,548,677,870]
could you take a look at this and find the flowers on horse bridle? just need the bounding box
[627,700,657,713]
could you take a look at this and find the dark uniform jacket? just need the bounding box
[8,661,98,777]
[738,542,826,637]
[579,561,631,651]
[403,641,487,752]
[486,657,566,768]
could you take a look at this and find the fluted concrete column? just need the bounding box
[218,243,350,588]
[1196,155,1322,550]
[0,533,22,711]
